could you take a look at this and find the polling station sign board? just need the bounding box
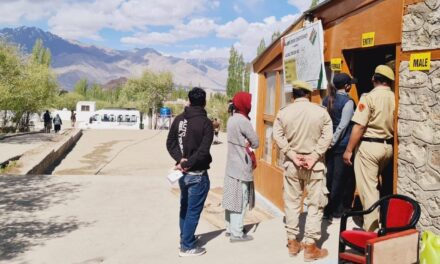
[282,21,327,90]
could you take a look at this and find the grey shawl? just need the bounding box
[222,113,259,212]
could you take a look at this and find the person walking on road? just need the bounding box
[70,110,76,128]
[53,114,62,133]
[322,73,356,222]
[223,92,259,243]
[212,118,220,144]
[343,65,395,232]
[43,110,51,133]
[273,80,333,262]
[166,87,214,257]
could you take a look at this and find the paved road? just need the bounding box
[0,133,62,165]
[0,129,346,263]
[53,129,228,187]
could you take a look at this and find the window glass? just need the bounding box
[81,105,90,111]
[131,115,137,122]
[280,72,292,108]
[265,72,276,115]
[263,123,273,163]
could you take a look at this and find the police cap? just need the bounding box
[292,80,313,92]
[375,65,395,81]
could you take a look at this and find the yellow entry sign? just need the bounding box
[362,32,375,48]
[410,52,431,71]
[331,58,342,71]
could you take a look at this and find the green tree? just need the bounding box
[74,79,88,97]
[87,83,103,100]
[120,70,173,115]
[244,63,251,92]
[226,46,238,97]
[32,39,51,66]
[310,0,319,8]
[272,31,281,42]
[257,38,266,56]
[0,40,58,131]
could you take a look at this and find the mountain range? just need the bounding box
[0,27,228,91]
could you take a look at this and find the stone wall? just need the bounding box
[398,61,440,233]
[402,0,440,51]
[399,0,440,233]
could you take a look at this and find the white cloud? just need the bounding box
[12,0,214,40]
[177,47,230,59]
[287,0,314,12]
[0,0,63,24]
[216,17,249,39]
[121,18,217,45]
[216,15,298,60]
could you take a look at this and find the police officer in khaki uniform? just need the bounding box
[343,65,395,232]
[273,80,333,261]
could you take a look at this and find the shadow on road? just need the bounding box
[0,175,88,261]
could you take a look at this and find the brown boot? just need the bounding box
[287,239,302,256]
[303,243,328,262]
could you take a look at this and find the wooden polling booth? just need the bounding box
[251,0,407,210]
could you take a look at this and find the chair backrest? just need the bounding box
[379,195,421,232]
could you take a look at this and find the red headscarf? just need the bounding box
[232,92,252,120]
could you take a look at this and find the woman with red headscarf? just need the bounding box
[222,92,259,242]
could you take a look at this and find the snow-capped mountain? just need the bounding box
[0,27,228,91]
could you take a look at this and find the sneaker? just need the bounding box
[230,234,254,243]
[179,247,206,257]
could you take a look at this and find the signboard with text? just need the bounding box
[362,32,375,48]
[410,52,431,71]
[331,58,342,71]
[282,20,327,90]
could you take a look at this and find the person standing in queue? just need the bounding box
[222,92,259,243]
[322,73,356,222]
[273,80,333,261]
[166,87,214,257]
[343,65,395,232]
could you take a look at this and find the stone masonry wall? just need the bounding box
[400,0,440,233]
[398,60,440,233]
[403,0,440,51]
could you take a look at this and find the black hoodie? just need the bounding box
[166,106,214,172]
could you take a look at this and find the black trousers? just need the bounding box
[324,150,356,218]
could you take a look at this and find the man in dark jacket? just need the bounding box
[166,87,213,257]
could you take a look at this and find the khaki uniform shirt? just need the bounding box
[273,98,333,171]
[352,86,395,139]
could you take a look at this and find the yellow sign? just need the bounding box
[362,32,375,48]
[331,58,342,71]
[410,52,431,71]
[284,58,298,85]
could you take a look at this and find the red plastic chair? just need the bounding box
[339,194,421,263]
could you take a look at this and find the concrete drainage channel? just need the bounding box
[8,129,83,175]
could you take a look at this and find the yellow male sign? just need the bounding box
[410,52,431,71]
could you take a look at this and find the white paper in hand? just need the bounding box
[167,169,183,185]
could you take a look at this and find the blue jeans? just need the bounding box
[179,173,210,250]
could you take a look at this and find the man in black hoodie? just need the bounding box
[166,87,213,257]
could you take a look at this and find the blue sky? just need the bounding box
[0,0,316,60]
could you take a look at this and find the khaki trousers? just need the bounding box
[283,162,328,244]
[354,141,393,231]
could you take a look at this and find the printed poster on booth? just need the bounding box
[282,20,327,90]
